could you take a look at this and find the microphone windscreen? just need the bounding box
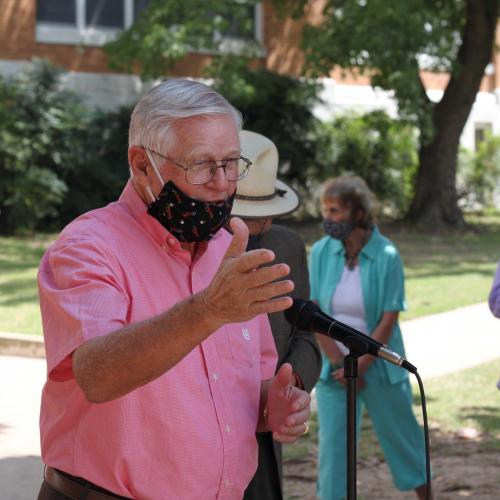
[284,299,319,331]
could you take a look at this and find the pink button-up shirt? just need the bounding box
[38,181,278,499]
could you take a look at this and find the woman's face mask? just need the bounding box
[322,219,354,241]
[145,151,235,243]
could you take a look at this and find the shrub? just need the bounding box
[457,133,500,210]
[0,59,130,233]
[317,111,418,217]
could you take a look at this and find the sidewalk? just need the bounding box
[401,302,500,379]
[0,302,499,499]
[0,356,45,500]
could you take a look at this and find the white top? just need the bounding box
[330,265,369,355]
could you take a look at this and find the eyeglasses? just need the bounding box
[146,147,252,185]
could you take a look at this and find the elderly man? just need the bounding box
[233,130,321,500]
[37,79,310,500]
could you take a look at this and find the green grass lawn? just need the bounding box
[0,233,55,335]
[417,358,500,445]
[391,213,500,320]
[1,212,499,335]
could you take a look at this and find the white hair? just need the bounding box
[128,78,242,155]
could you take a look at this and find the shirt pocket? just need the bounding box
[225,323,258,367]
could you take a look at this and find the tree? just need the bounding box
[279,0,499,227]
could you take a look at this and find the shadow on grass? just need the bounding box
[460,405,500,436]
[0,236,52,272]
[0,276,40,307]
[0,292,40,307]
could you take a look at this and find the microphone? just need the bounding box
[285,299,417,374]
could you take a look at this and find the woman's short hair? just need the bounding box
[321,175,377,228]
[128,78,242,155]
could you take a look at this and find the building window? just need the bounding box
[36,0,148,46]
[86,0,124,29]
[35,1,261,48]
[37,0,76,24]
[224,5,256,41]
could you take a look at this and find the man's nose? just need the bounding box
[208,165,230,190]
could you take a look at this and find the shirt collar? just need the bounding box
[360,225,381,260]
[327,225,381,261]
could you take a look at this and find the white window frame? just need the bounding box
[36,0,135,46]
[36,0,263,50]
[216,2,263,54]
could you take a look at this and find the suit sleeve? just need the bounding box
[277,233,321,393]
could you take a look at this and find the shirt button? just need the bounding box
[225,479,230,488]
[212,372,218,382]
[225,424,231,434]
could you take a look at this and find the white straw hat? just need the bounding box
[232,130,300,218]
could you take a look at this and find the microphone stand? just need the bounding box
[341,336,370,500]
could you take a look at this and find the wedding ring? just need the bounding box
[301,422,310,436]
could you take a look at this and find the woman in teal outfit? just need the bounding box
[309,176,431,500]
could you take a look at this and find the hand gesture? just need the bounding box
[266,363,311,443]
[200,217,294,328]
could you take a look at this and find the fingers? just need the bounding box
[272,409,311,443]
[249,296,293,316]
[275,362,293,388]
[204,217,294,325]
[234,248,276,273]
[273,421,309,443]
[244,261,290,285]
[223,217,249,260]
[247,279,294,304]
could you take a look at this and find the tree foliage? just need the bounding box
[104,0,260,79]
[0,60,129,233]
[291,0,466,136]
[315,111,418,215]
[208,56,325,186]
[458,133,500,208]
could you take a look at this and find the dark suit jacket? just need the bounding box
[243,224,321,500]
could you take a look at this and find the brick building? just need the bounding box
[1,0,499,151]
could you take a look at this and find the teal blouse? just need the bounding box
[309,226,408,384]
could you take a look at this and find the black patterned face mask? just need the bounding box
[147,181,235,242]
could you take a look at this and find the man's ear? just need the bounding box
[128,146,149,179]
[129,146,157,204]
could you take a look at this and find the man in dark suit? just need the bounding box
[233,130,322,500]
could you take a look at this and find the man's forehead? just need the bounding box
[169,115,240,160]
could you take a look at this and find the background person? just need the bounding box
[309,175,430,500]
[232,130,321,500]
[488,260,500,317]
[488,259,500,389]
[37,79,311,500]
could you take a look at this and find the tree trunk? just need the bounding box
[408,0,499,228]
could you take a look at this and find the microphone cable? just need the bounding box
[413,370,432,500]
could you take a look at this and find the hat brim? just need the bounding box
[231,179,300,219]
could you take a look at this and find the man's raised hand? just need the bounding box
[199,217,294,327]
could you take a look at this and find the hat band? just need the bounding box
[235,188,287,202]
